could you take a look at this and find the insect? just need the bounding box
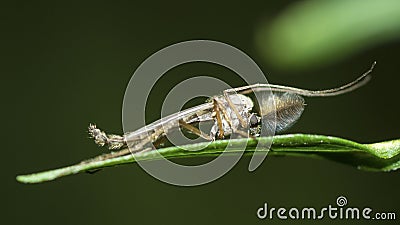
[89,62,375,159]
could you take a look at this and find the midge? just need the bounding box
[89,62,376,158]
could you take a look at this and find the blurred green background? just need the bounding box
[6,0,400,224]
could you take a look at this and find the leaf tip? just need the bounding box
[16,175,31,184]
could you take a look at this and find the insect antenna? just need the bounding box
[265,61,376,97]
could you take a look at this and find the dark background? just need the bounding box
[6,1,399,225]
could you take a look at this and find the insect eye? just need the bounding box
[249,114,259,127]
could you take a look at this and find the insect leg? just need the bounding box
[179,120,213,141]
[214,99,254,139]
[213,98,225,139]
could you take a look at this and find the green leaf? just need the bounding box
[16,134,400,184]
